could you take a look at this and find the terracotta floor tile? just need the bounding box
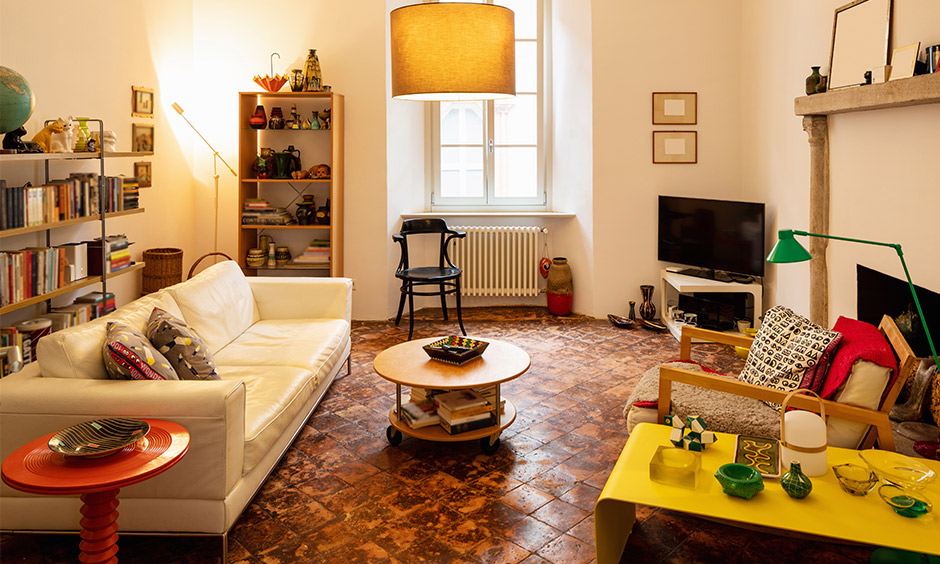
[530,498,590,532]
[469,537,532,564]
[537,533,595,564]
[502,515,563,552]
[559,483,601,512]
[499,483,555,515]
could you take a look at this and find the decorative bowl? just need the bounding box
[714,463,764,499]
[743,328,759,338]
[423,336,489,365]
[832,463,878,496]
[48,418,150,457]
[252,74,288,93]
[607,314,635,329]
[734,346,750,360]
[878,484,933,518]
[859,449,937,491]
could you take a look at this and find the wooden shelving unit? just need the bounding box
[237,91,344,277]
[1,122,148,319]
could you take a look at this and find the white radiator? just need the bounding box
[450,226,544,297]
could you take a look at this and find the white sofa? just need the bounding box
[0,261,351,546]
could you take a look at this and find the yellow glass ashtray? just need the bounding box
[832,463,878,496]
[650,445,701,489]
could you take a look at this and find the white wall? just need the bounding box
[590,0,746,318]
[741,0,940,322]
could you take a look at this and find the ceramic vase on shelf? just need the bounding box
[805,66,821,95]
[74,118,89,152]
[249,105,267,130]
[269,107,285,130]
[781,461,813,499]
[546,257,573,316]
[628,301,637,322]
[316,198,330,225]
[638,285,656,321]
[304,49,322,92]
[290,69,305,92]
[295,195,316,225]
[815,75,828,94]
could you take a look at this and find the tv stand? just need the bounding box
[672,268,754,284]
[660,269,763,342]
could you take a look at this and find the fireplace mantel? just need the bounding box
[793,72,940,326]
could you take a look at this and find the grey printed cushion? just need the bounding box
[103,321,179,380]
[146,307,220,380]
[738,305,842,406]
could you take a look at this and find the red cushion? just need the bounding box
[821,317,897,401]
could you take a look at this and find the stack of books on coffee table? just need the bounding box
[433,389,501,435]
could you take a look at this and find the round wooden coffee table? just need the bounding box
[373,337,530,453]
[2,419,189,564]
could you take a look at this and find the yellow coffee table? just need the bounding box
[373,337,530,453]
[595,422,940,563]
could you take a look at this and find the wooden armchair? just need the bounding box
[656,315,918,451]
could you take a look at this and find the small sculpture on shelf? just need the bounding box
[2,127,43,153]
[311,163,330,179]
[316,198,330,225]
[31,118,67,152]
[295,195,316,225]
[317,108,331,129]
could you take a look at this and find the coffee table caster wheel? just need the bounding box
[480,436,500,454]
[386,426,403,446]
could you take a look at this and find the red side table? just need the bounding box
[2,419,189,564]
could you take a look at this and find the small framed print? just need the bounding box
[889,42,919,81]
[652,92,697,125]
[134,161,152,187]
[653,131,697,164]
[132,86,154,118]
[132,123,154,153]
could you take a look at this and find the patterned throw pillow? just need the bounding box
[738,305,842,407]
[102,321,179,380]
[146,307,220,380]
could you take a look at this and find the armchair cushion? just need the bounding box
[737,305,842,401]
[822,316,897,401]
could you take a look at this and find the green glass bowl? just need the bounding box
[715,463,764,499]
[878,484,933,518]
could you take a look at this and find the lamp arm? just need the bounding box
[178,114,237,177]
[793,230,938,368]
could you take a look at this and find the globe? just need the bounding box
[0,66,35,134]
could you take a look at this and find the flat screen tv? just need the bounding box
[658,196,765,281]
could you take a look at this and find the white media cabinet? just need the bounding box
[659,269,763,341]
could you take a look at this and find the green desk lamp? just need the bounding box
[767,229,938,370]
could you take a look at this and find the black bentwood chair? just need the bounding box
[392,218,467,340]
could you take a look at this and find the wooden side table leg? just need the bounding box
[78,488,121,564]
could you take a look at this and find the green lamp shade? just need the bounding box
[767,230,813,263]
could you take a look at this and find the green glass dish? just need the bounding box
[878,484,933,518]
[714,463,764,499]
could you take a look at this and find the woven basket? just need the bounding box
[141,248,183,294]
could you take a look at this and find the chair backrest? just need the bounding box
[877,314,919,412]
[393,218,465,271]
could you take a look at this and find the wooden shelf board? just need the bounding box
[0,151,153,162]
[240,224,330,230]
[794,72,940,116]
[239,91,334,99]
[1,208,146,239]
[241,178,331,183]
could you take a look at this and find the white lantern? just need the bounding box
[780,390,828,477]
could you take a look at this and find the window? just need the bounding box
[430,0,548,210]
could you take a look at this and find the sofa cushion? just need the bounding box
[37,290,183,379]
[103,321,179,381]
[167,261,260,354]
[216,365,316,473]
[146,307,220,381]
[738,305,842,402]
[213,318,349,376]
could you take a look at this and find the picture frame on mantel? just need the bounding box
[653,131,697,164]
[652,92,697,125]
[889,42,919,81]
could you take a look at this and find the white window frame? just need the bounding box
[427,0,551,212]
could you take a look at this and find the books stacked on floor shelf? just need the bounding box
[241,199,296,226]
[399,400,440,429]
[434,389,500,435]
[289,239,331,267]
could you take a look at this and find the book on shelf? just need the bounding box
[409,387,448,403]
[399,400,441,429]
[0,246,70,305]
[50,303,94,326]
[437,398,505,421]
[433,389,489,412]
[58,242,87,281]
[73,291,116,319]
[441,412,497,435]
[86,234,132,275]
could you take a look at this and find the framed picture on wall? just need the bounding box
[653,131,697,164]
[652,92,697,125]
[132,86,154,118]
[134,161,152,187]
[132,124,154,153]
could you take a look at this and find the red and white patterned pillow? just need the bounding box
[102,321,179,381]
